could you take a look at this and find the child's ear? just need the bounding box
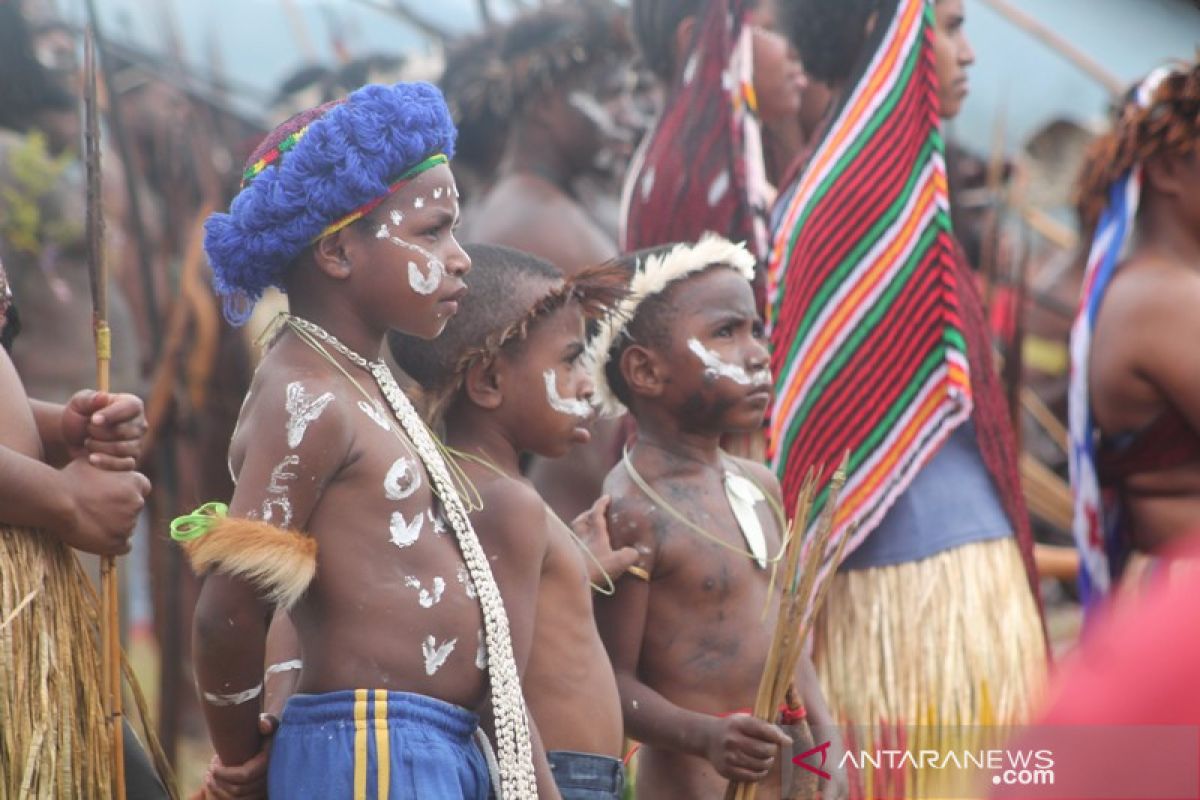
[311,230,354,281]
[463,357,504,411]
[621,344,665,399]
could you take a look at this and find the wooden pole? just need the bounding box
[976,0,1124,98]
[85,28,126,799]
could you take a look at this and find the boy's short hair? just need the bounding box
[589,234,756,417]
[203,82,456,325]
[389,244,626,424]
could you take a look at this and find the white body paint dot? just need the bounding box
[389,511,424,549]
[475,630,487,670]
[405,576,446,608]
[384,457,422,501]
[422,635,457,676]
[357,399,392,430]
[456,564,477,599]
[285,382,335,449]
[543,369,592,420]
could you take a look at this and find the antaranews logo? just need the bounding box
[793,741,1055,788]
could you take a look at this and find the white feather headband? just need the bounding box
[588,233,757,417]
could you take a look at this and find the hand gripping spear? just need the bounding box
[84,28,127,799]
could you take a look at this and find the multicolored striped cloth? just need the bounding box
[767,0,967,546]
[619,0,769,261]
[1068,68,1172,606]
[766,0,1039,608]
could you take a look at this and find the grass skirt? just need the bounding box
[1,525,113,799]
[812,536,1047,798]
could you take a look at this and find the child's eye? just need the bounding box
[715,324,735,338]
[751,321,766,339]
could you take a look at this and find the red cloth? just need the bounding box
[1039,539,1200,726]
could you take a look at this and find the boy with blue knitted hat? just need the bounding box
[184,82,539,799]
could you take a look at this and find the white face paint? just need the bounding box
[422,635,457,676]
[375,223,445,296]
[384,457,422,501]
[686,338,771,387]
[566,91,631,143]
[405,575,446,608]
[284,382,335,449]
[427,509,447,535]
[433,187,443,199]
[389,510,424,549]
[543,369,592,420]
[456,564,477,599]
[390,209,404,226]
[357,399,392,431]
[475,629,487,670]
[414,196,425,209]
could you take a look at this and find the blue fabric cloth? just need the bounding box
[840,418,1012,571]
[547,751,625,800]
[267,690,489,799]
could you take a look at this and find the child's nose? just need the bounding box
[747,341,770,371]
[445,238,470,278]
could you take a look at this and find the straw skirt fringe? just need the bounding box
[1,525,113,800]
[812,536,1047,797]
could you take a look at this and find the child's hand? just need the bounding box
[703,712,792,783]
[201,714,277,799]
[62,390,148,470]
[57,459,150,555]
[571,495,640,583]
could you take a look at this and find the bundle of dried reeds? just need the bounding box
[1,527,113,799]
[727,459,850,800]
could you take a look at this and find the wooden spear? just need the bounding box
[85,27,126,798]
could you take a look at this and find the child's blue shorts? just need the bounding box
[267,689,490,799]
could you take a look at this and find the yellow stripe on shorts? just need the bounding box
[375,689,390,799]
[354,689,369,800]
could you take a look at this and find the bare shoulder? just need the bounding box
[1105,254,1200,325]
[230,342,355,477]
[601,460,659,552]
[473,472,551,557]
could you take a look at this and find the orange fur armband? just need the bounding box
[172,503,317,609]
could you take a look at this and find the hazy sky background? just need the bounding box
[57,0,1200,157]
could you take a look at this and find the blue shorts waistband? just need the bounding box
[281,690,480,740]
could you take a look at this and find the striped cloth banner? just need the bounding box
[766,0,971,553]
[1067,68,1172,606]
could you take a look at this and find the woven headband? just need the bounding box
[587,234,757,417]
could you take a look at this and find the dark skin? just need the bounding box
[1089,148,1200,553]
[0,342,150,553]
[191,166,498,775]
[466,70,630,524]
[594,267,847,800]
[446,297,636,770]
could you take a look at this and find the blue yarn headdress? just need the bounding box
[204,82,457,325]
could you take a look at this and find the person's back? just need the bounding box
[1069,61,1200,596]
[591,237,846,800]
[391,243,637,800]
[185,83,537,799]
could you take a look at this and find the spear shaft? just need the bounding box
[85,27,126,799]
